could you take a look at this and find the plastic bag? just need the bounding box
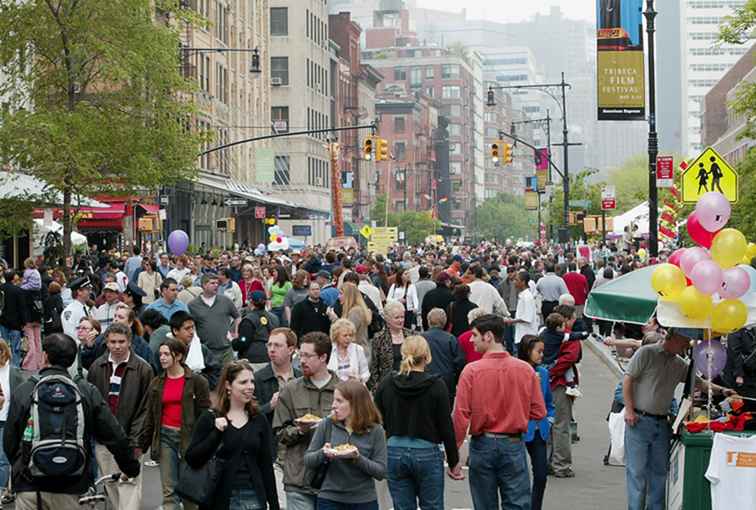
[607,408,626,466]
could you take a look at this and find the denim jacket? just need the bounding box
[524,365,555,442]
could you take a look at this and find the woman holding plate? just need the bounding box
[304,380,387,509]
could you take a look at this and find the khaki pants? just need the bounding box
[95,444,142,510]
[551,385,574,474]
[16,492,79,510]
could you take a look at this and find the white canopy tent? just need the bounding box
[612,201,649,236]
[0,171,106,207]
[32,219,88,256]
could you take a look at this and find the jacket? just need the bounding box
[304,419,387,504]
[86,351,154,447]
[289,298,331,340]
[374,371,459,468]
[80,333,157,375]
[367,327,414,392]
[3,366,140,494]
[42,292,64,334]
[272,372,338,494]
[139,366,211,461]
[724,326,756,388]
[233,309,279,363]
[0,282,28,331]
[421,286,453,330]
[421,328,465,399]
[254,363,303,422]
[540,328,588,367]
[549,339,582,391]
[524,365,555,442]
[185,410,280,510]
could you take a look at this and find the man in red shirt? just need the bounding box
[562,262,589,318]
[451,314,546,509]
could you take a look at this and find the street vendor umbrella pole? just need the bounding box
[584,265,661,325]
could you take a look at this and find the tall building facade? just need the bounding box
[269,0,333,243]
[685,0,750,156]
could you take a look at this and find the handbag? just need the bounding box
[175,415,225,506]
[306,418,334,490]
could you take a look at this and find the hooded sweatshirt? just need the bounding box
[374,371,459,468]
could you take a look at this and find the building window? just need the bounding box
[271,57,289,85]
[216,3,229,45]
[270,7,288,35]
[450,143,462,155]
[425,66,435,79]
[394,117,406,133]
[441,64,460,79]
[410,67,423,88]
[394,142,406,160]
[426,87,434,97]
[449,124,461,137]
[442,86,461,98]
[215,63,228,104]
[199,55,210,92]
[449,104,461,117]
[274,155,290,185]
[271,106,289,133]
[450,161,462,174]
[394,68,407,81]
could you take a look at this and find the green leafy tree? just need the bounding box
[368,194,440,244]
[547,168,604,238]
[474,193,539,242]
[0,0,204,255]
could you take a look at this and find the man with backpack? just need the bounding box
[87,323,153,510]
[233,290,279,371]
[3,333,140,509]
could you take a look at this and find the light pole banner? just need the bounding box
[596,0,646,121]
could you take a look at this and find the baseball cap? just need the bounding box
[250,290,266,303]
[316,270,332,280]
[355,264,369,274]
[69,276,92,292]
[103,282,119,292]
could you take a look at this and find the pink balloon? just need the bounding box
[669,248,685,267]
[720,267,751,299]
[687,212,718,248]
[690,260,724,295]
[695,192,731,232]
[680,247,711,277]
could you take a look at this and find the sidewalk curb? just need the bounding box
[585,338,624,379]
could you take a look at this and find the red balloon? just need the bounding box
[276,236,282,243]
[669,248,685,267]
[687,212,717,248]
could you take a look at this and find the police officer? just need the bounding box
[61,276,93,340]
[233,290,279,371]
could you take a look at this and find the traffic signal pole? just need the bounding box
[645,0,660,258]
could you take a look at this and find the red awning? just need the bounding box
[138,203,160,214]
[78,202,126,220]
[77,218,123,231]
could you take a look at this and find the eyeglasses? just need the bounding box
[77,326,93,331]
[299,352,321,359]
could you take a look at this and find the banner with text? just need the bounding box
[596,0,645,121]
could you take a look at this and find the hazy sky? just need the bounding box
[413,0,595,23]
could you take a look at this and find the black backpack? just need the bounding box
[25,374,87,479]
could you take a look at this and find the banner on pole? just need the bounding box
[596,0,646,121]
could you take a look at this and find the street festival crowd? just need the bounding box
[0,237,752,510]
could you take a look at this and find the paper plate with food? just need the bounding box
[330,443,358,457]
[294,413,323,426]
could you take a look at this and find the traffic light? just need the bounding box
[376,138,390,161]
[491,141,500,163]
[503,143,513,165]
[363,137,374,160]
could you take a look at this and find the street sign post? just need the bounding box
[224,198,248,207]
[681,147,738,203]
[656,156,674,188]
[601,198,616,210]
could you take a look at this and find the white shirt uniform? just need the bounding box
[61,300,91,342]
[514,288,539,344]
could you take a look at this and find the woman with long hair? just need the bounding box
[367,301,413,392]
[328,319,370,383]
[240,264,265,307]
[305,380,387,509]
[448,284,478,337]
[185,360,279,510]
[386,267,419,330]
[517,335,554,510]
[140,338,210,510]
[375,335,458,510]
[339,282,372,350]
[138,258,163,305]
[268,265,292,326]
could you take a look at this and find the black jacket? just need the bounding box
[43,292,64,334]
[421,286,453,330]
[254,363,303,423]
[289,298,330,339]
[3,366,140,494]
[724,327,756,389]
[374,371,459,468]
[233,309,279,363]
[0,282,29,331]
[80,333,157,374]
[540,328,589,366]
[448,298,478,337]
[421,328,465,399]
[580,265,596,290]
[185,410,280,510]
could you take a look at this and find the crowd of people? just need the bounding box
[0,237,752,509]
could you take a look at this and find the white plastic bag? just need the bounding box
[607,408,626,466]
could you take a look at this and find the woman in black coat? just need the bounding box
[185,360,279,510]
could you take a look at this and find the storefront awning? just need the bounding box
[0,171,107,207]
[138,203,160,214]
[78,202,126,220]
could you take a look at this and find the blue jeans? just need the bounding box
[0,326,22,368]
[624,414,670,510]
[271,306,287,327]
[387,446,444,510]
[525,434,548,510]
[0,422,9,489]
[468,435,530,510]
[316,498,379,510]
[229,487,263,510]
[159,427,196,510]
[286,491,316,510]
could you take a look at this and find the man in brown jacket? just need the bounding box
[87,323,153,510]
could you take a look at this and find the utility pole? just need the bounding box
[560,72,570,242]
[645,0,659,257]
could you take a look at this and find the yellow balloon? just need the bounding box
[711,228,747,269]
[711,299,748,333]
[269,233,277,242]
[651,264,687,300]
[638,248,647,259]
[677,286,714,320]
[747,242,756,261]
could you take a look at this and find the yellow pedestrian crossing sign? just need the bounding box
[681,147,738,203]
[359,225,374,239]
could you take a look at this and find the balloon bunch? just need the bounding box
[267,225,289,251]
[167,230,189,256]
[652,192,755,334]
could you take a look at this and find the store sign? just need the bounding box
[596,0,646,121]
[602,198,616,210]
[657,156,674,188]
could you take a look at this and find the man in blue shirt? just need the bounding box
[316,270,339,307]
[145,278,188,320]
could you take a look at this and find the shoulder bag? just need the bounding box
[306,418,334,490]
[176,413,225,506]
